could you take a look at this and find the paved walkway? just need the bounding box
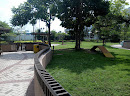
[51,44,60,46]
[0,51,35,96]
[111,44,130,50]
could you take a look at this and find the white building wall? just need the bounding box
[84,34,99,40]
[10,34,34,41]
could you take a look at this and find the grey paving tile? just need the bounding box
[0,51,35,96]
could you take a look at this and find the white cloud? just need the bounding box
[8,0,27,8]
[0,0,27,23]
[51,18,65,32]
[0,0,65,32]
[0,8,11,23]
[34,18,65,33]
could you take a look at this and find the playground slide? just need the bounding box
[91,46,114,58]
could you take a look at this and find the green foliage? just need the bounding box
[11,2,34,27]
[110,33,120,42]
[110,0,129,16]
[0,21,16,41]
[56,0,110,49]
[0,21,10,28]
[27,0,56,25]
[50,30,70,41]
[56,0,109,28]
[93,0,130,42]
[50,30,57,41]
[11,0,57,46]
[11,0,56,26]
[56,32,67,40]
[120,25,130,40]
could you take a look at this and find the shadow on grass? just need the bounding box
[47,48,130,74]
[105,45,130,59]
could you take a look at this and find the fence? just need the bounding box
[34,44,71,96]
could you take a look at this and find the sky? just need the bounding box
[0,0,65,32]
[0,0,130,33]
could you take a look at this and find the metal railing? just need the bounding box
[34,45,71,96]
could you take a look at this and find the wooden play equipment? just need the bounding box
[91,46,114,58]
[31,33,49,42]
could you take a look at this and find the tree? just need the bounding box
[92,0,130,43]
[11,2,34,27]
[11,2,36,41]
[11,0,57,46]
[0,21,15,41]
[50,30,57,41]
[0,21,11,28]
[120,22,130,40]
[56,0,109,50]
[120,7,130,40]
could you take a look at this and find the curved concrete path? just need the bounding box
[111,44,130,50]
[0,51,35,96]
[51,44,60,46]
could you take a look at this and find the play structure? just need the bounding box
[91,46,114,58]
[31,32,49,42]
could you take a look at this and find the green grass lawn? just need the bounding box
[47,41,130,96]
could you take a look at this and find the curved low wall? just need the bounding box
[34,45,71,96]
[1,44,17,52]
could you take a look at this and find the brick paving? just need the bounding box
[0,51,35,96]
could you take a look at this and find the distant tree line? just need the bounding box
[0,21,16,42]
[35,29,75,41]
[91,0,130,43]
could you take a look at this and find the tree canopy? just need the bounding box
[11,2,34,27]
[92,0,130,42]
[11,0,57,46]
[56,0,110,49]
[0,21,11,29]
[0,21,15,41]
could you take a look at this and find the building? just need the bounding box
[10,33,34,41]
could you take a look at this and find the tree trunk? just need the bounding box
[75,0,82,50]
[78,31,81,49]
[48,9,51,47]
[48,22,51,47]
[75,30,80,50]
[75,30,78,49]
[75,20,80,50]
